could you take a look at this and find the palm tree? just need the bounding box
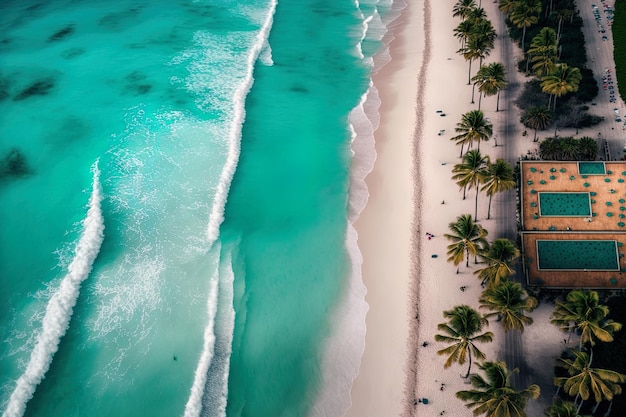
[435,305,494,378]
[539,136,561,160]
[509,0,541,55]
[453,149,489,197]
[578,137,598,161]
[541,64,582,110]
[528,27,558,76]
[551,8,574,44]
[550,290,623,350]
[545,398,590,417]
[481,158,515,219]
[498,0,519,16]
[455,19,475,48]
[453,0,478,20]
[459,33,494,85]
[471,17,497,49]
[521,106,553,142]
[444,214,488,270]
[560,137,579,160]
[466,6,488,22]
[475,238,520,288]
[456,361,540,416]
[472,62,507,111]
[479,279,537,332]
[554,349,626,410]
[452,150,489,219]
[451,110,493,156]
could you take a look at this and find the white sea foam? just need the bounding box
[313,0,407,416]
[200,245,236,417]
[260,39,274,66]
[356,13,373,60]
[90,255,165,340]
[204,0,278,245]
[2,160,105,417]
[183,243,221,417]
[184,2,278,416]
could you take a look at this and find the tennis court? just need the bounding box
[538,192,591,216]
[537,239,619,270]
[578,161,606,175]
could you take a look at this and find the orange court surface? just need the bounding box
[519,161,626,288]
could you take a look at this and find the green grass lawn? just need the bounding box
[614,0,626,102]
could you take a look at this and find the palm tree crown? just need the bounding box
[545,399,590,417]
[455,19,476,47]
[459,33,494,85]
[453,0,478,21]
[528,27,559,76]
[451,110,493,156]
[521,106,553,142]
[541,64,582,110]
[456,361,540,417]
[481,158,515,219]
[467,6,488,22]
[472,62,507,111]
[453,150,490,219]
[551,7,574,44]
[435,305,494,378]
[498,0,518,16]
[479,279,538,332]
[445,214,488,270]
[554,349,626,405]
[510,0,542,53]
[550,290,622,349]
[475,238,520,288]
[577,137,598,161]
[539,136,561,160]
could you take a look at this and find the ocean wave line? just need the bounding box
[312,0,408,415]
[184,1,279,417]
[2,160,105,417]
[205,0,278,245]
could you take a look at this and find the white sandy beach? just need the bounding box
[348,0,514,412]
[346,0,625,416]
[345,1,420,415]
[408,1,512,416]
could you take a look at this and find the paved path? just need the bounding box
[576,0,626,157]
[490,3,531,392]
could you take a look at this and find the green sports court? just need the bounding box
[578,161,606,175]
[538,192,591,217]
[536,239,619,270]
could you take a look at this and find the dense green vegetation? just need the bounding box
[437,4,626,417]
[538,136,599,160]
[551,291,625,416]
[614,0,626,102]
[502,0,601,134]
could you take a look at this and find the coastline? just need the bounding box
[409,1,510,415]
[346,0,509,415]
[345,0,626,415]
[345,0,422,415]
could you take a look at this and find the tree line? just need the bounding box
[428,3,625,417]
[438,211,625,417]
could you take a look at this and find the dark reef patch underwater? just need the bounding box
[0,148,32,181]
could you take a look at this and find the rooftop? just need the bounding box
[520,161,626,288]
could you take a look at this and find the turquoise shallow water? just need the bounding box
[0,0,393,416]
[222,2,370,415]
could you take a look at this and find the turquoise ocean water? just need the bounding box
[0,0,403,416]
